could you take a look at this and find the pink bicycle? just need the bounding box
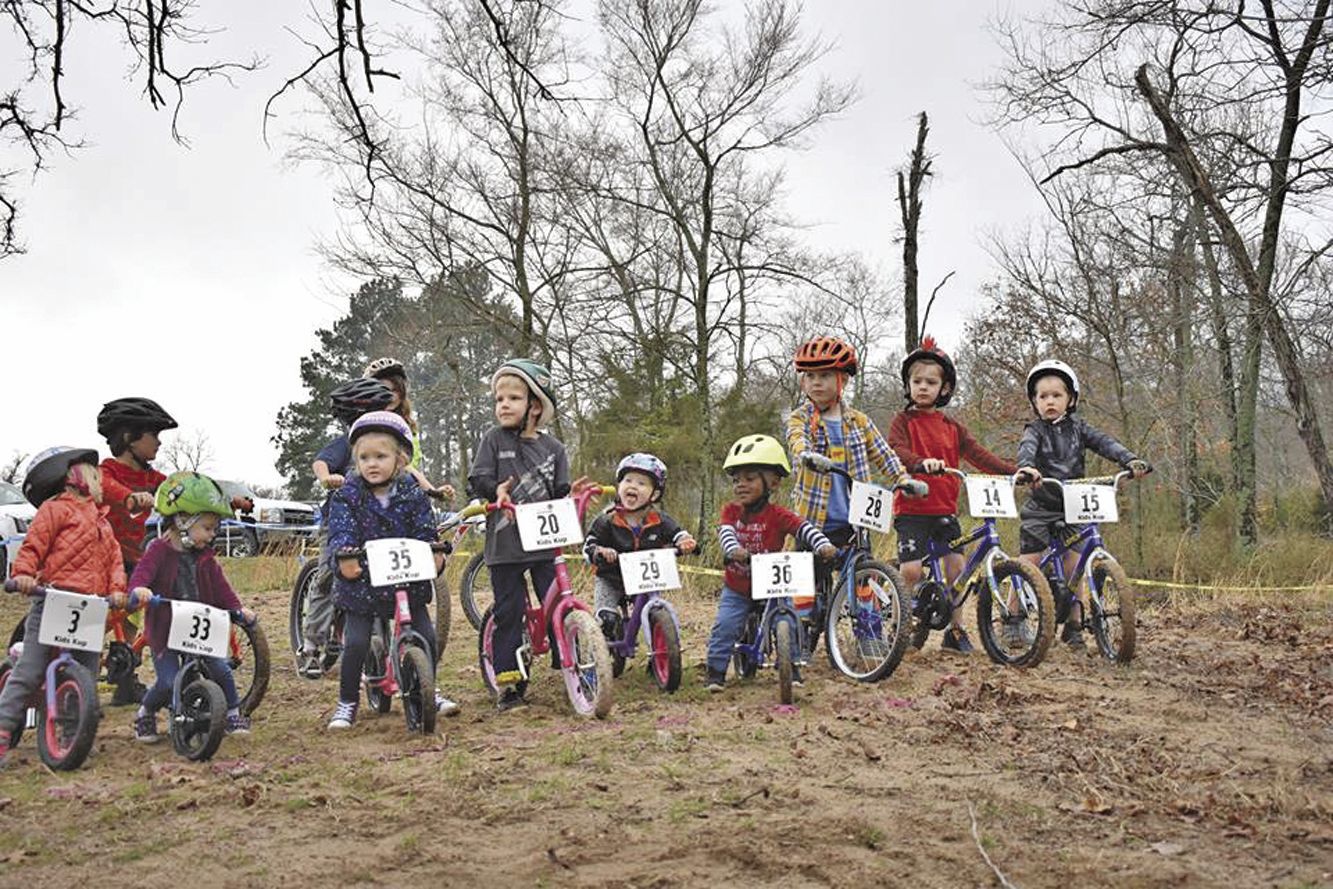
[477,482,615,719]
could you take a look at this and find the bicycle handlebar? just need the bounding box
[804,456,929,496]
[2,581,252,623]
[935,467,1034,488]
[1037,470,1134,492]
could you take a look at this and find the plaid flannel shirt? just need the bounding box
[785,402,909,529]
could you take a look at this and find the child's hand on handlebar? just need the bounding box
[495,476,516,509]
[800,452,835,472]
[816,543,838,560]
[322,474,345,490]
[127,491,154,513]
[920,458,946,474]
[1127,459,1152,478]
[677,536,698,555]
[335,548,363,580]
[10,575,36,595]
[240,607,258,625]
[596,546,619,564]
[727,548,750,565]
[901,479,930,498]
[1016,467,1042,486]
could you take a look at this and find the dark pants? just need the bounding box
[142,650,240,713]
[339,603,435,704]
[490,561,556,685]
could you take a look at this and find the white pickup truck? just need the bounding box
[0,481,36,581]
[214,480,318,557]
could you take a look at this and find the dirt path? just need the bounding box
[0,589,1329,888]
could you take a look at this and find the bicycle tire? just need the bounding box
[399,645,436,735]
[975,559,1055,668]
[365,634,394,713]
[824,559,912,682]
[288,559,319,658]
[561,610,614,719]
[646,608,682,693]
[36,661,99,771]
[172,677,226,762]
[0,660,23,749]
[231,620,271,716]
[733,611,761,679]
[1089,557,1136,663]
[433,573,451,664]
[459,552,491,631]
[774,620,794,706]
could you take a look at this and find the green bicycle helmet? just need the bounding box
[492,359,557,428]
[155,472,233,518]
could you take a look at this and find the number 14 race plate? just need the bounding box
[37,589,109,653]
[516,498,583,551]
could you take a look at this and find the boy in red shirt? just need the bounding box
[97,397,179,571]
[888,337,1016,655]
[705,435,835,691]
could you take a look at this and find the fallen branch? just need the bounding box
[968,801,1020,889]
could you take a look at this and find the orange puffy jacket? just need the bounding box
[12,493,126,595]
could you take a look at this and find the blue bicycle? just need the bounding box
[802,459,924,682]
[908,469,1055,667]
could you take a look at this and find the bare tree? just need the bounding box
[897,111,931,352]
[1,452,28,485]
[159,427,215,474]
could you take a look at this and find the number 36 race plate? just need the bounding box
[750,551,815,600]
[516,498,583,551]
[37,589,109,653]
[167,600,230,659]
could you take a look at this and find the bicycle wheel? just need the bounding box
[365,634,393,713]
[36,661,99,771]
[230,620,271,716]
[646,608,682,693]
[171,677,226,762]
[459,552,492,631]
[732,609,761,679]
[0,660,24,749]
[1088,557,1136,663]
[774,620,794,706]
[975,559,1055,668]
[398,645,436,735]
[433,573,452,662]
[825,559,912,682]
[288,559,319,657]
[561,610,614,719]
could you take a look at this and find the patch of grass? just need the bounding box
[668,797,709,822]
[853,823,885,850]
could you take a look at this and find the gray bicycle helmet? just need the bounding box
[330,378,395,423]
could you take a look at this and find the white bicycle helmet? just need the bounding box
[1025,359,1081,412]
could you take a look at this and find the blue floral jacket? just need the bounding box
[327,474,437,617]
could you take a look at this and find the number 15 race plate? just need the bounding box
[750,551,815,600]
[37,589,109,653]
[515,498,583,551]
[1062,484,1119,524]
[366,538,438,586]
[618,548,682,595]
[167,600,231,659]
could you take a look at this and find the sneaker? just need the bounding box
[327,700,358,729]
[134,712,161,744]
[496,687,528,712]
[705,669,727,693]
[941,628,975,655]
[435,691,461,717]
[791,665,804,688]
[226,713,252,735]
[298,650,324,680]
[1061,621,1087,651]
[597,609,622,643]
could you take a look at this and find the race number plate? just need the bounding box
[366,538,438,586]
[849,481,893,533]
[618,548,682,596]
[37,590,109,653]
[166,601,231,659]
[750,551,815,601]
[965,476,1019,519]
[515,498,583,551]
[1062,484,1119,524]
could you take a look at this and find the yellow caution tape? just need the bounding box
[678,564,727,579]
[1127,577,1330,593]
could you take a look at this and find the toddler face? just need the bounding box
[186,513,221,549]
[1032,375,1072,420]
[907,360,948,409]
[800,370,842,409]
[354,433,406,487]
[729,468,776,507]
[617,470,658,511]
[493,376,532,430]
[129,430,161,463]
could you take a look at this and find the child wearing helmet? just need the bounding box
[325,411,460,729]
[704,435,836,692]
[466,359,570,712]
[584,454,698,641]
[96,396,178,571]
[786,337,911,622]
[364,357,456,502]
[1015,360,1149,650]
[127,471,257,741]
[296,377,397,679]
[888,336,1018,655]
[0,448,129,765]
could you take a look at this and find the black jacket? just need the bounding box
[583,508,689,593]
[1017,415,1136,511]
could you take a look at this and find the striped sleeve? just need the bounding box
[794,520,832,552]
[717,523,742,558]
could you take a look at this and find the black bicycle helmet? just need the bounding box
[97,397,178,440]
[900,335,957,407]
[22,447,99,507]
[330,378,395,423]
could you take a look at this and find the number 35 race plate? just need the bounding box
[366,538,438,586]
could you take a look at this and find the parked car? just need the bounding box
[0,481,36,581]
[146,479,318,557]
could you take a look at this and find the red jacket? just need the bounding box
[888,409,1017,516]
[100,458,166,565]
[13,493,126,595]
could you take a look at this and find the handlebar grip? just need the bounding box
[900,479,930,498]
[3,580,17,594]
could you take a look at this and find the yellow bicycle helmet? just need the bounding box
[723,434,791,477]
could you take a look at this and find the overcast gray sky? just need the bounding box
[1,1,1049,488]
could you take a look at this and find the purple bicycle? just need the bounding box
[600,547,693,693]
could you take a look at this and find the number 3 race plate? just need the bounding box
[37,589,109,653]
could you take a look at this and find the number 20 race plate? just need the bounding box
[37,589,109,653]
[515,498,583,551]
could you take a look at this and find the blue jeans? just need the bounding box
[142,650,239,713]
[705,586,797,675]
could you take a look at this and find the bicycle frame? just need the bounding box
[607,589,682,662]
[364,588,434,696]
[734,596,803,669]
[1034,471,1131,596]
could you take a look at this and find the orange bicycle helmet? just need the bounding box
[794,337,858,375]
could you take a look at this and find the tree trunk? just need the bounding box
[1168,206,1200,533]
[897,111,930,352]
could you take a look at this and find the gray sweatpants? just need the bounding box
[593,577,624,617]
[0,597,101,735]
[301,527,336,652]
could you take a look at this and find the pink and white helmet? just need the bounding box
[616,452,667,492]
[349,410,413,452]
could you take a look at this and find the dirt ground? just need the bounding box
[0,579,1329,888]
